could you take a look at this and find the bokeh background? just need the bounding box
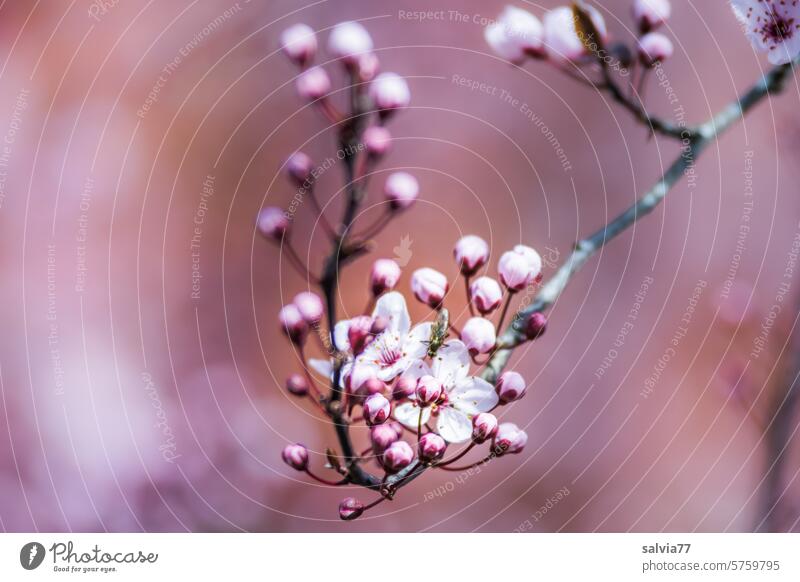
[0,0,798,532]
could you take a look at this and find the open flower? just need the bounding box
[731,0,800,65]
[393,341,499,442]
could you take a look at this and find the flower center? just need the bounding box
[757,7,798,44]
[372,335,403,368]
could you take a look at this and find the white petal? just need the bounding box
[436,407,473,443]
[401,359,433,383]
[431,340,470,387]
[405,322,433,359]
[394,402,431,429]
[372,291,410,335]
[333,320,351,351]
[451,377,499,416]
[308,358,333,379]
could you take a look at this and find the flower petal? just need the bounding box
[372,291,410,335]
[405,322,433,359]
[333,320,351,351]
[394,402,431,429]
[436,407,473,443]
[450,377,499,416]
[400,359,433,384]
[431,340,470,387]
[308,358,333,379]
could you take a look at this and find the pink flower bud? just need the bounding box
[416,375,444,406]
[383,440,414,473]
[347,315,374,355]
[472,413,499,444]
[523,312,548,340]
[370,258,401,295]
[295,66,331,101]
[370,72,410,112]
[279,304,308,345]
[388,421,404,438]
[498,245,542,291]
[638,32,673,66]
[293,291,324,324]
[384,171,419,210]
[285,373,309,397]
[257,207,289,240]
[484,6,545,63]
[370,424,399,453]
[392,376,416,400]
[363,378,387,397]
[281,443,309,470]
[632,0,671,33]
[494,423,528,455]
[286,152,313,186]
[497,371,527,403]
[364,393,391,426]
[470,276,503,315]
[328,21,373,65]
[339,497,364,520]
[356,52,380,82]
[370,316,389,336]
[281,23,317,66]
[454,235,489,276]
[543,5,608,62]
[418,432,447,463]
[363,126,392,158]
[411,268,449,308]
[461,317,497,355]
[345,364,375,396]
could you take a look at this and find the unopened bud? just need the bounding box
[415,375,444,406]
[632,0,671,33]
[285,373,309,397]
[364,393,391,426]
[296,66,331,101]
[498,245,542,292]
[370,424,399,453]
[279,304,308,345]
[496,371,527,404]
[286,152,313,186]
[472,413,499,444]
[370,72,410,113]
[494,423,528,455]
[257,207,289,241]
[281,443,309,470]
[280,23,317,66]
[363,378,387,397]
[293,291,324,324]
[383,440,414,473]
[370,258,401,296]
[470,276,503,315]
[461,317,497,355]
[328,21,373,66]
[339,497,364,520]
[384,172,419,211]
[347,315,374,355]
[454,235,489,276]
[523,312,548,340]
[638,32,673,66]
[392,376,416,400]
[411,268,449,308]
[363,126,392,158]
[418,432,447,463]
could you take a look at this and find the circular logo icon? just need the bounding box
[20,542,46,570]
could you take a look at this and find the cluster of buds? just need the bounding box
[269,20,546,522]
[485,1,673,69]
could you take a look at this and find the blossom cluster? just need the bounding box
[261,20,550,521]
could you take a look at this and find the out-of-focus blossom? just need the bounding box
[293,291,324,324]
[411,268,449,307]
[418,433,447,463]
[495,423,528,455]
[454,235,490,276]
[632,0,671,32]
[472,412,499,444]
[339,497,364,520]
[286,152,313,186]
[392,375,416,400]
[364,393,392,425]
[496,371,527,403]
[543,5,608,62]
[470,276,503,315]
[346,315,374,356]
[370,424,399,453]
[257,207,289,240]
[279,304,308,345]
[281,23,317,66]
[357,52,380,82]
[730,0,800,65]
[370,72,411,111]
[383,440,414,473]
[384,171,419,210]
[328,21,373,65]
[394,342,498,442]
[295,66,331,100]
[363,126,392,158]
[484,6,545,62]
[461,317,497,355]
[281,443,309,470]
[499,245,542,291]
[285,373,309,397]
[638,32,674,65]
[523,312,548,340]
[370,258,401,295]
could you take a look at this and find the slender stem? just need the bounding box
[495,291,514,332]
[481,58,798,385]
[438,453,495,472]
[305,185,337,240]
[465,275,475,317]
[417,409,424,443]
[305,468,348,486]
[437,442,475,468]
[283,240,318,282]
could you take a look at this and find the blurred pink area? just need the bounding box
[0,0,798,531]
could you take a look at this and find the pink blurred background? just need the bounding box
[0,0,798,532]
